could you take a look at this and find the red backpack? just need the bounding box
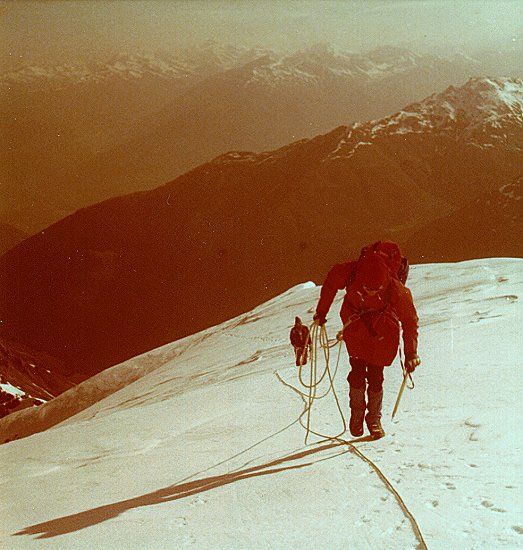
[354,241,409,285]
[344,245,407,365]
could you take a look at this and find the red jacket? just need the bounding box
[316,260,419,366]
[290,323,310,348]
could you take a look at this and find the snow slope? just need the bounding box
[0,259,521,549]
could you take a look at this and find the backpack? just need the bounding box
[350,241,409,286]
[344,252,403,365]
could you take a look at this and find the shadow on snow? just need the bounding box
[14,439,365,539]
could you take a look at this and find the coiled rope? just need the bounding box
[295,321,347,444]
[277,320,428,550]
[295,316,373,444]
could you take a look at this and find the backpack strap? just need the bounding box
[398,257,409,285]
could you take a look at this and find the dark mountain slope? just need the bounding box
[0,78,520,381]
[405,175,522,262]
[0,223,27,256]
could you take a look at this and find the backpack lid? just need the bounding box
[352,253,390,291]
[369,241,402,272]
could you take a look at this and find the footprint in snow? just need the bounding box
[425,500,439,508]
[189,495,208,508]
[172,517,188,528]
[481,500,506,513]
[464,419,480,429]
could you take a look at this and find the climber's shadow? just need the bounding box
[14,441,350,539]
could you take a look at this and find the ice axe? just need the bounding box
[391,368,414,420]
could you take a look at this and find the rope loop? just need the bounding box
[298,320,347,444]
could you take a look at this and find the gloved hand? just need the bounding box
[405,355,421,373]
[313,312,327,326]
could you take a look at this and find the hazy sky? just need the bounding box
[1,0,521,70]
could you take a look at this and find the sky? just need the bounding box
[1,0,521,70]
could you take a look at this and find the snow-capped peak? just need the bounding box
[327,77,523,160]
[1,54,196,88]
[244,45,429,87]
[0,45,271,90]
[407,77,523,130]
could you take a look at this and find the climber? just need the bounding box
[290,316,310,366]
[313,241,420,439]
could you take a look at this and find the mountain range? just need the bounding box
[2,43,268,233]
[0,77,520,387]
[3,43,516,234]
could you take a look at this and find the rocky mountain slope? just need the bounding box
[0,339,75,419]
[405,174,522,262]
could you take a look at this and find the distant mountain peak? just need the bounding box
[0,45,272,90]
[211,77,522,169]
[1,54,196,89]
[242,45,477,89]
[325,77,523,160]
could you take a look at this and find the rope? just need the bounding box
[347,443,428,550]
[275,362,427,549]
[295,321,348,444]
[278,319,427,549]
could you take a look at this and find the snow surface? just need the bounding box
[0,259,521,549]
[0,382,25,398]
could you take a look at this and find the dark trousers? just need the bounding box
[294,346,308,366]
[347,357,384,393]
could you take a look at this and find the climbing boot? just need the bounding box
[349,386,366,437]
[366,389,385,439]
[366,418,385,439]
